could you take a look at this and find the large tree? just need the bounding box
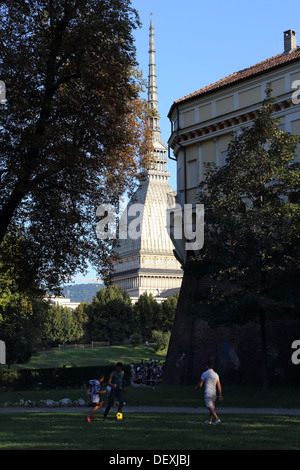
[134,292,162,341]
[84,284,137,342]
[0,232,49,365]
[0,0,152,291]
[42,303,83,346]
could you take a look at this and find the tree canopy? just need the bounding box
[195,88,300,305]
[82,286,179,344]
[0,0,152,291]
[83,284,138,343]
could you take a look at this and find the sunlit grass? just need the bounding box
[10,344,165,369]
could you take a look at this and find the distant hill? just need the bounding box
[61,283,103,303]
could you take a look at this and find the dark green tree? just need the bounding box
[73,301,89,338]
[161,292,179,332]
[0,0,152,292]
[42,304,84,346]
[84,285,137,342]
[193,87,300,390]
[134,292,162,340]
[0,232,48,366]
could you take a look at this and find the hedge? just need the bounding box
[0,365,131,391]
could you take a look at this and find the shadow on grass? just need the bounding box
[0,412,299,450]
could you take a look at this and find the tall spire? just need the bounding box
[148,17,165,145]
[147,16,168,177]
[148,16,158,115]
[109,15,183,300]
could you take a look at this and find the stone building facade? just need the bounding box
[164,30,300,385]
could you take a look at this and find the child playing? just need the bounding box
[86,375,106,422]
[103,362,125,419]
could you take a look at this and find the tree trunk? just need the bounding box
[259,269,269,393]
[0,186,25,244]
[163,269,197,385]
[259,308,269,393]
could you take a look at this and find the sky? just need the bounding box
[73,0,299,283]
[132,0,299,189]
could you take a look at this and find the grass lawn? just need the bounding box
[10,344,166,369]
[0,383,299,451]
[0,411,299,450]
[1,384,300,409]
[1,345,299,450]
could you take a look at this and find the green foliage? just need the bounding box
[194,86,300,322]
[0,364,131,390]
[134,292,162,340]
[42,304,84,346]
[0,296,48,366]
[81,287,178,344]
[152,330,171,353]
[83,285,138,343]
[0,233,48,365]
[0,0,152,292]
[193,86,300,389]
[130,333,143,347]
[160,292,179,331]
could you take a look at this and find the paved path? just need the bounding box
[0,406,299,415]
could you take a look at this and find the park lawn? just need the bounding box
[1,345,299,410]
[0,384,300,409]
[0,412,299,450]
[1,343,299,451]
[11,344,166,369]
[1,384,300,409]
[125,384,300,409]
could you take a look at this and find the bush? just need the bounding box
[0,365,131,391]
[152,331,170,353]
[130,333,143,347]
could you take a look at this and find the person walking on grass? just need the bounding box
[103,362,125,419]
[86,374,106,422]
[195,362,223,425]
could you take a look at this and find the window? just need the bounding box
[188,160,198,188]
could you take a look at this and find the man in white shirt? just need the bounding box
[195,362,223,425]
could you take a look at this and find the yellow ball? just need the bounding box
[116,412,123,420]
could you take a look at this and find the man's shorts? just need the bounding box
[204,394,216,408]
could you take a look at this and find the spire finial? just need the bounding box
[148,17,157,112]
[147,17,168,175]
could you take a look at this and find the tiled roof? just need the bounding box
[169,47,300,115]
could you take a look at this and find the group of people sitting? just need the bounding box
[130,359,164,387]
